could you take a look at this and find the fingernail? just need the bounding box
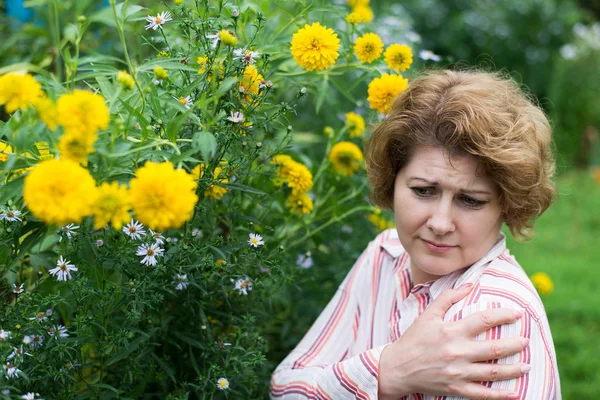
[522,338,530,347]
[513,310,523,319]
[508,394,519,400]
[521,364,531,374]
[459,283,473,290]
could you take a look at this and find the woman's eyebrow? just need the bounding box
[407,177,493,195]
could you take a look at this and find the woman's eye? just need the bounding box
[411,187,433,197]
[461,196,486,208]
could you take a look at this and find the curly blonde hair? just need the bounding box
[365,69,556,240]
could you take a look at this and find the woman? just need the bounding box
[270,70,560,399]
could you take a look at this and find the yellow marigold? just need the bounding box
[130,161,198,230]
[154,66,169,80]
[117,70,135,90]
[58,131,97,166]
[193,163,229,200]
[328,141,364,176]
[367,73,409,114]
[291,22,340,71]
[531,272,554,296]
[348,0,369,6]
[285,162,313,195]
[270,155,294,167]
[0,142,13,163]
[23,158,98,225]
[354,32,384,63]
[197,56,208,74]
[345,12,362,25]
[0,72,43,113]
[286,191,313,216]
[56,90,110,135]
[345,112,366,138]
[34,142,53,161]
[384,44,413,72]
[239,65,264,97]
[218,30,238,46]
[91,181,131,230]
[34,96,58,130]
[367,209,394,232]
[350,5,374,23]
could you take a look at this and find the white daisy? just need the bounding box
[21,393,38,400]
[48,325,69,339]
[174,274,188,290]
[60,223,79,240]
[23,334,43,348]
[149,229,165,245]
[48,256,78,281]
[0,329,11,341]
[207,32,220,48]
[4,362,20,379]
[233,48,260,65]
[123,219,146,240]
[233,276,252,295]
[227,111,245,123]
[136,243,164,266]
[12,283,24,294]
[145,11,172,30]
[7,345,26,361]
[418,49,441,62]
[216,377,230,390]
[248,233,264,247]
[191,228,203,238]
[177,96,193,110]
[296,252,313,269]
[29,311,47,323]
[0,209,22,222]
[96,239,104,247]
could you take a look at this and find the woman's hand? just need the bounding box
[378,283,529,400]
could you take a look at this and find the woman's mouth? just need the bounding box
[421,238,456,254]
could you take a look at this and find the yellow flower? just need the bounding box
[23,158,98,225]
[367,73,409,114]
[0,142,13,163]
[345,12,362,25]
[286,191,313,216]
[354,33,384,63]
[193,163,230,200]
[345,112,366,138]
[91,181,131,230]
[117,70,135,90]
[35,142,53,161]
[384,44,413,72]
[157,50,170,58]
[174,0,184,4]
[34,96,59,131]
[323,126,335,138]
[197,56,208,74]
[153,66,169,80]
[328,141,364,176]
[239,65,264,101]
[350,5,374,23]
[531,272,554,296]
[0,72,43,113]
[271,156,313,195]
[348,0,369,6]
[130,161,198,230]
[218,29,238,46]
[58,131,97,166]
[367,208,394,231]
[291,22,340,71]
[56,90,110,135]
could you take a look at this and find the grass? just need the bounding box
[505,170,600,399]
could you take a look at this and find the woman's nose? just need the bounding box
[426,201,455,235]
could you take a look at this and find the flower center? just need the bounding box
[7,211,14,218]
[37,312,44,319]
[251,238,258,244]
[129,227,137,233]
[310,38,321,50]
[179,97,187,105]
[365,44,373,52]
[146,249,155,256]
[155,16,163,24]
[59,263,68,271]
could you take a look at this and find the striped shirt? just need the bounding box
[270,228,561,399]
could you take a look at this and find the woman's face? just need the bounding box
[393,145,503,285]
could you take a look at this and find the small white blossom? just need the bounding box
[296,252,314,269]
[216,377,230,390]
[23,334,43,348]
[96,239,104,247]
[29,311,47,323]
[136,243,164,266]
[21,392,43,400]
[418,49,441,62]
[145,11,172,30]
[300,87,307,94]
[233,276,252,295]
[123,219,146,240]
[248,233,264,247]
[4,363,20,379]
[405,31,421,42]
[12,283,24,294]
[2,390,9,396]
[177,95,193,109]
[207,32,220,48]
[7,345,26,361]
[231,9,239,17]
[341,224,353,234]
[191,228,203,238]
[48,256,78,281]
[0,329,11,341]
[217,341,232,348]
[166,237,179,243]
[233,48,260,65]
[0,208,22,222]
[174,274,188,290]
[149,229,165,245]
[48,325,69,339]
[60,223,79,240]
[227,111,245,123]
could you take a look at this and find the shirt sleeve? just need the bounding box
[270,240,389,399]
[445,301,561,400]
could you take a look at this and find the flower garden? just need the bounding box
[1,0,599,398]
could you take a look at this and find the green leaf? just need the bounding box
[192,131,217,162]
[165,111,190,143]
[150,353,176,383]
[224,182,267,196]
[315,75,329,114]
[214,77,238,99]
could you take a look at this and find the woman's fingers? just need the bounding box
[465,361,531,383]
[455,382,521,400]
[451,307,523,337]
[467,337,530,362]
[422,283,473,320]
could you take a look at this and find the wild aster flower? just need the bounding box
[418,49,441,62]
[48,325,69,339]
[3,391,9,397]
[48,256,78,281]
[217,341,232,348]
[123,219,146,240]
[296,252,314,269]
[233,48,260,65]
[145,11,172,30]
[21,393,44,400]
[248,233,264,247]
[216,377,230,390]
[227,111,245,123]
[191,228,203,238]
[300,87,307,94]
[174,274,188,290]
[96,239,104,247]
[4,362,20,379]
[177,96,193,109]
[233,276,252,295]
[12,283,24,294]
[7,345,25,361]
[0,329,11,341]
[231,9,239,17]
[206,33,221,48]
[136,243,164,266]
[0,208,22,222]
[149,229,165,245]
[23,334,43,348]
[60,223,79,239]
